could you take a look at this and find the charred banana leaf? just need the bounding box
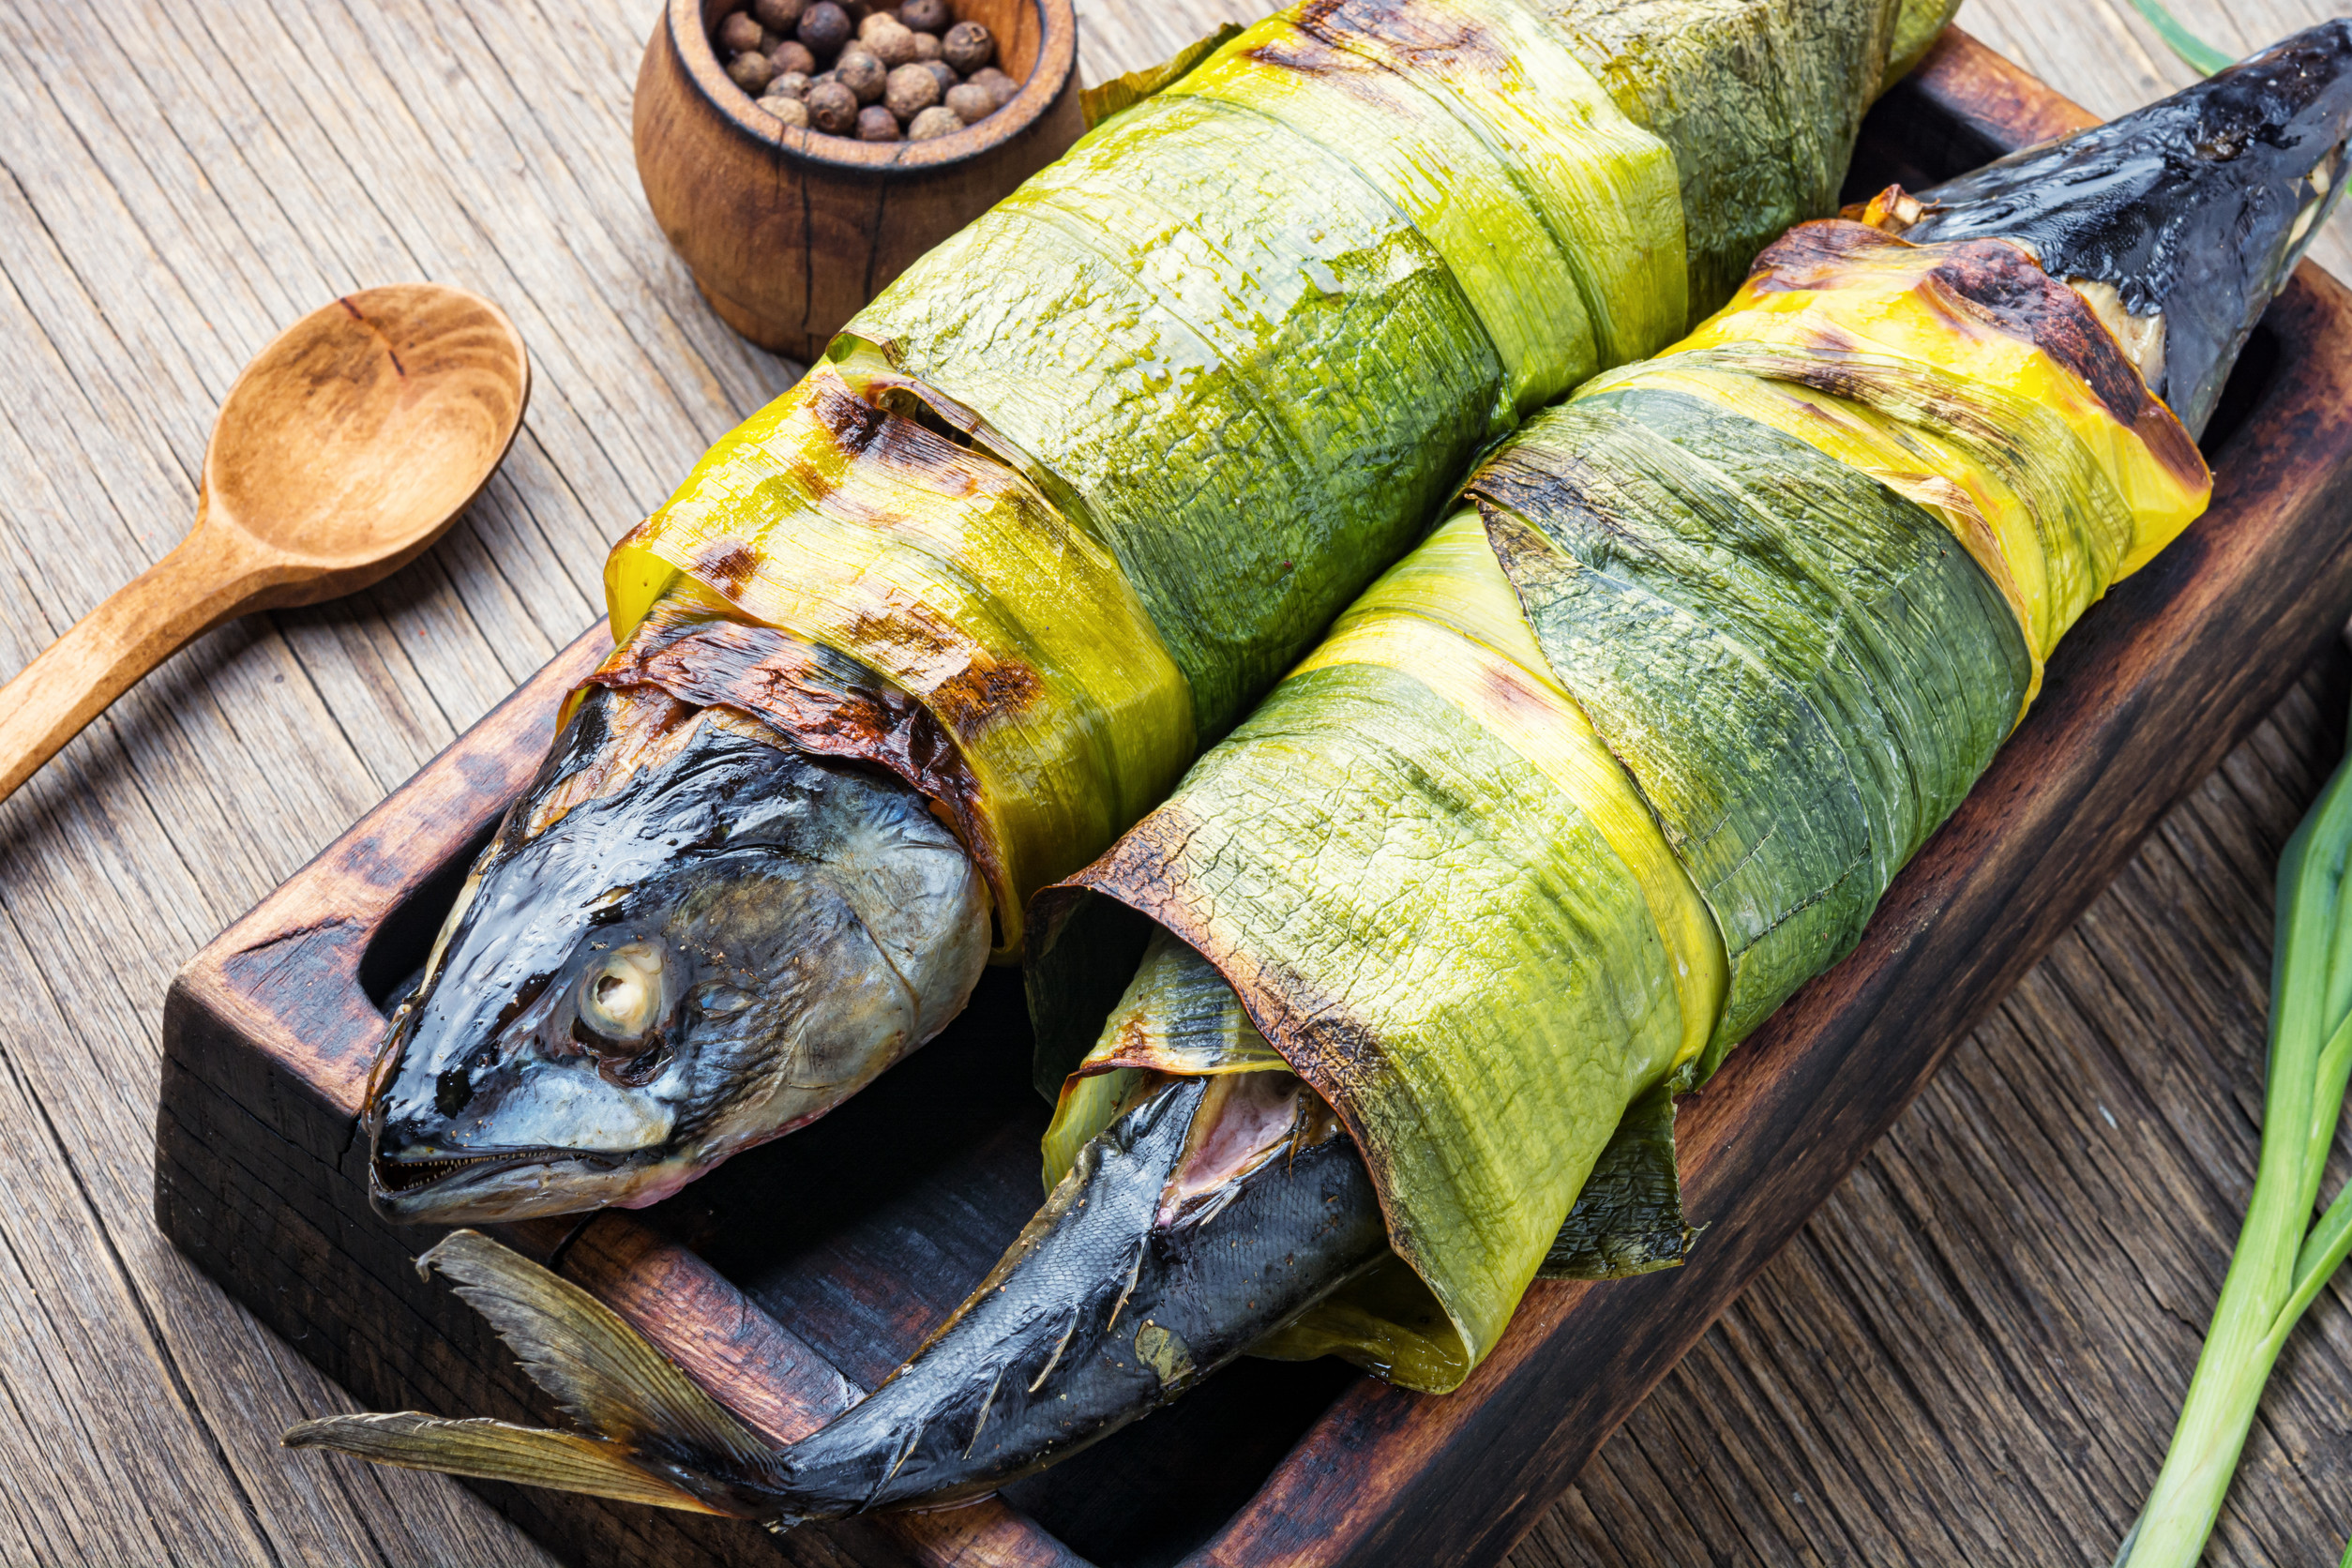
[368,0,1949,1225]
[607,0,1937,934]
[294,24,2352,1524]
[1032,26,2338,1391]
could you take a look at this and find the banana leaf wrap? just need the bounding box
[1539,0,1935,319]
[599,0,1945,957]
[1028,219,2210,1391]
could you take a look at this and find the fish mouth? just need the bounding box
[369,1144,661,1223]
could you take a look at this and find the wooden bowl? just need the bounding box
[634,0,1083,362]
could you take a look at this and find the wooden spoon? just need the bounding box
[0,283,530,806]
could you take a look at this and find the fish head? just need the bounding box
[1907,20,2352,433]
[365,690,989,1224]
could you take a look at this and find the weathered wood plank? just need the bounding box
[1,1,2344,1565]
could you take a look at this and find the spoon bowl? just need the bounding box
[208,284,531,593]
[0,283,530,804]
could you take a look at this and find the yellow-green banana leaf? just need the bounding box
[1029,218,2211,1391]
[598,0,1948,958]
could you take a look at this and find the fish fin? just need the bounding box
[416,1230,775,1470]
[282,1412,728,1514]
[1540,1085,1701,1279]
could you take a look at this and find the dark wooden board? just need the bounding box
[151,29,2352,1568]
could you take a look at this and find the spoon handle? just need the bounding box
[0,524,274,807]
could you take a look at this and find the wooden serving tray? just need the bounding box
[154,31,2352,1568]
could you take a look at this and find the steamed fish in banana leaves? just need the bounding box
[291,26,2352,1521]
[367,0,1950,1224]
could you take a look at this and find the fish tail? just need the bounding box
[282,1230,787,1520]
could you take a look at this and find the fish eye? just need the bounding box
[575,941,665,1052]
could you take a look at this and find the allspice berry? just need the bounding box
[805,78,858,133]
[771,38,816,75]
[835,46,885,104]
[766,69,810,98]
[797,1,851,55]
[899,0,949,33]
[907,104,962,141]
[883,61,940,119]
[752,0,806,32]
[941,19,993,73]
[943,81,994,124]
[920,58,955,93]
[760,93,811,128]
[855,104,901,141]
[726,50,777,93]
[968,65,1018,107]
[717,11,766,53]
[910,30,942,63]
[859,13,917,66]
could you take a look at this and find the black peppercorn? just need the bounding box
[967,65,1017,108]
[943,81,994,124]
[859,12,917,66]
[835,46,885,103]
[907,104,961,141]
[716,11,765,53]
[752,0,806,32]
[884,62,941,119]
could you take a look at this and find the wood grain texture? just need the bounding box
[0,3,1251,1563]
[0,281,528,804]
[1514,667,2352,1568]
[0,3,2343,1567]
[633,0,1087,360]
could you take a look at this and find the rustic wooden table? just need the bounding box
[0,0,2344,1562]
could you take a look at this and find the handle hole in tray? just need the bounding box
[356,820,498,1014]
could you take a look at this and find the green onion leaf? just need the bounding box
[2118,703,2352,1565]
[2120,0,2236,76]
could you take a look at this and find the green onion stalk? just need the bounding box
[2115,701,2352,1567]
[2121,0,2234,77]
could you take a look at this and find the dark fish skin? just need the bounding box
[734,1074,1389,1522]
[1907,20,2352,435]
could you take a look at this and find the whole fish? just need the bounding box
[363,0,1946,1225]
[292,25,2352,1518]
